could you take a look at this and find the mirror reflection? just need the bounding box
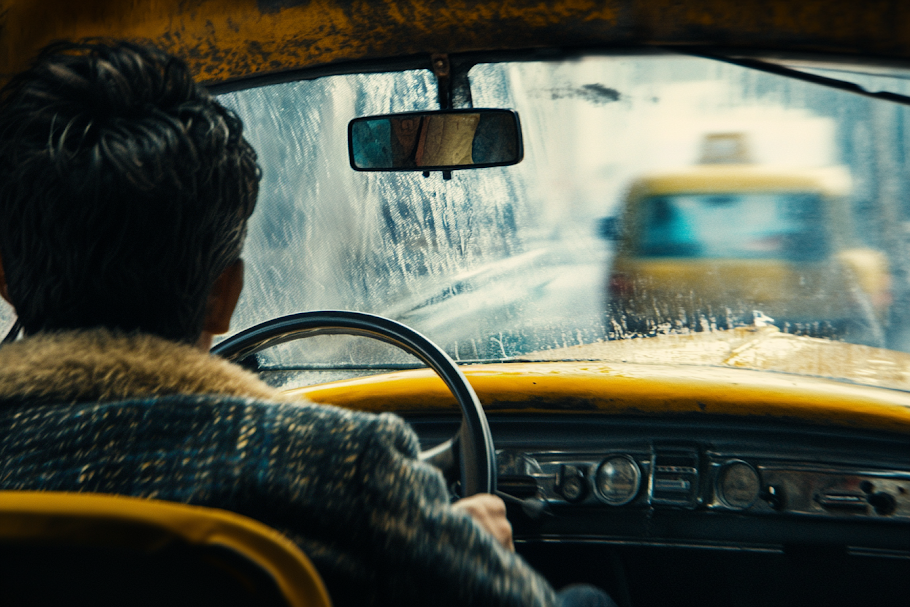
[349,109,522,171]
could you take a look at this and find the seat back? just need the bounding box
[0,491,331,607]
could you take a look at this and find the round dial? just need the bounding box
[716,461,760,509]
[595,455,641,506]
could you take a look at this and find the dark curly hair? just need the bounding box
[0,40,260,343]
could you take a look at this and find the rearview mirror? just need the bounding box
[349,109,522,171]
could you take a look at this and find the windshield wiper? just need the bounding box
[680,48,910,108]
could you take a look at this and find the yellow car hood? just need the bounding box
[530,325,910,391]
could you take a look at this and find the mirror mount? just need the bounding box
[431,54,452,109]
[431,53,474,111]
[430,54,473,181]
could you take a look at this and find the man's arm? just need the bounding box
[356,412,557,607]
[247,401,556,607]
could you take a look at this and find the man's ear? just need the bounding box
[0,250,12,307]
[202,259,244,336]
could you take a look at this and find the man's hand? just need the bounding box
[453,493,514,552]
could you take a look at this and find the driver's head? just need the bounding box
[0,40,259,344]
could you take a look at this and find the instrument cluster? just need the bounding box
[497,446,910,521]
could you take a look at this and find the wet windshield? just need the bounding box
[204,53,910,387]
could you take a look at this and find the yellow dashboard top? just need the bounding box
[286,357,910,435]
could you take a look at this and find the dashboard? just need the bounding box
[407,414,910,606]
[290,360,910,604]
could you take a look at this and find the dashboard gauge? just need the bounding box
[558,465,589,502]
[716,461,760,510]
[595,455,641,506]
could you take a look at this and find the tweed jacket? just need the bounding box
[0,329,557,607]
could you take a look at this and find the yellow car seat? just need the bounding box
[0,491,331,607]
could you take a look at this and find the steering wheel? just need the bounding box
[211,310,496,496]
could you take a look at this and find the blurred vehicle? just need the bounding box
[605,133,891,342]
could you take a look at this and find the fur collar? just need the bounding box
[0,329,284,404]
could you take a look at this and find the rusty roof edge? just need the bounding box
[4,0,910,86]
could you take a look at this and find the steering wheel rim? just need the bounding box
[211,310,496,496]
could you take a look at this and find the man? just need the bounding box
[0,41,610,607]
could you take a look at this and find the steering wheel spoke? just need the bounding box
[212,310,496,495]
